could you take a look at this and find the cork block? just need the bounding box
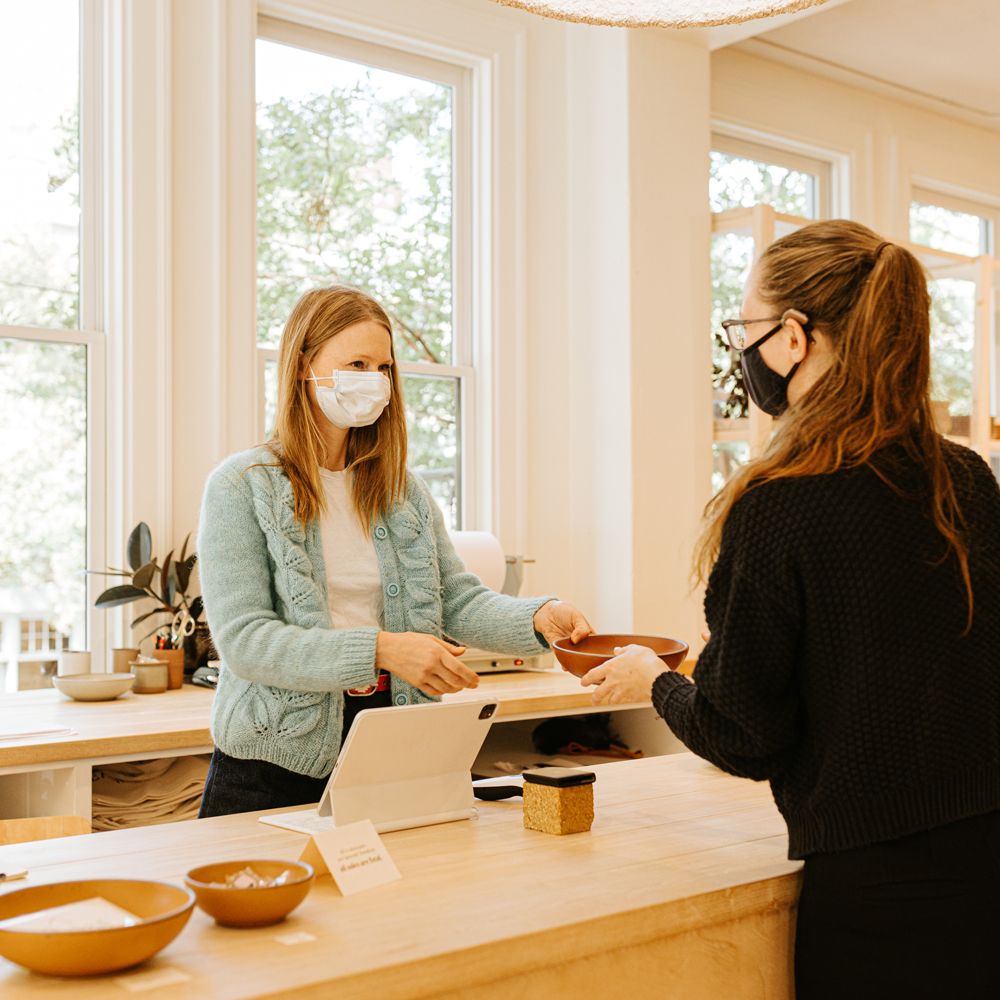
[522,768,595,835]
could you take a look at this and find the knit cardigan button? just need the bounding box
[386,583,400,597]
[375,525,387,539]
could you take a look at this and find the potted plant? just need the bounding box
[91,522,215,674]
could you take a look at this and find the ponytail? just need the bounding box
[695,220,973,631]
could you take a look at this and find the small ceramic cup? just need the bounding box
[112,647,140,673]
[130,659,169,694]
[57,650,91,677]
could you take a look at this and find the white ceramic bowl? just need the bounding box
[53,672,136,702]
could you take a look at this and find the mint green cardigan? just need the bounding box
[197,446,553,778]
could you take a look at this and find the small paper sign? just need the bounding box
[299,819,401,896]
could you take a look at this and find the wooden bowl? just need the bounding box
[0,879,194,976]
[552,634,688,678]
[53,672,136,702]
[184,860,314,928]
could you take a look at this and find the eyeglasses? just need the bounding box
[720,309,811,351]
[719,316,783,351]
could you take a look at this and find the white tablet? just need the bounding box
[260,699,499,836]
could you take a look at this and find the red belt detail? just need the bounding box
[346,672,390,697]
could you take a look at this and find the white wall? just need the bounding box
[161,0,714,654]
[520,23,713,649]
[125,3,1000,659]
[712,47,1000,236]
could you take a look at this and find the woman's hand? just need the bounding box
[375,632,479,697]
[533,600,592,647]
[581,644,667,705]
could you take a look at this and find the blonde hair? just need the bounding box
[695,219,972,629]
[265,286,408,530]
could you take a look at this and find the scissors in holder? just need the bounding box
[172,610,196,647]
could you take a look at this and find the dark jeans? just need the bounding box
[198,747,329,818]
[198,688,391,818]
[795,809,1000,999]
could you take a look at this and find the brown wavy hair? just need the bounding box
[264,286,408,530]
[695,219,973,628]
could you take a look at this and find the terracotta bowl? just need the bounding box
[184,860,314,928]
[0,879,195,976]
[552,634,689,678]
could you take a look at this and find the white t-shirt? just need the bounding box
[319,469,384,630]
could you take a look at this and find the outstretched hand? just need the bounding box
[532,600,592,647]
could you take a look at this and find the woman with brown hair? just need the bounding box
[583,220,1000,996]
[197,286,590,817]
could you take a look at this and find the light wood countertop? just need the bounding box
[0,669,657,769]
[0,752,800,999]
[0,686,216,768]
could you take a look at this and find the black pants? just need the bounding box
[795,809,1000,999]
[198,689,391,818]
[198,748,329,818]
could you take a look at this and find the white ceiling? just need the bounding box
[720,0,1000,130]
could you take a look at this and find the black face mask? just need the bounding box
[740,321,810,418]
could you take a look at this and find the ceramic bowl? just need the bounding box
[184,860,314,928]
[0,879,194,976]
[52,672,136,702]
[552,634,689,678]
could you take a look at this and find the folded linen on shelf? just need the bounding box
[91,755,209,832]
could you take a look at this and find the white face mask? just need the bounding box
[307,367,391,429]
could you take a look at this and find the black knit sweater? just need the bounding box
[654,440,1000,859]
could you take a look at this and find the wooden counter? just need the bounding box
[0,672,667,820]
[0,687,215,769]
[0,752,801,999]
[0,669,648,770]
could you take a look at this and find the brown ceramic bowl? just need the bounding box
[184,860,314,928]
[0,879,195,976]
[552,634,689,678]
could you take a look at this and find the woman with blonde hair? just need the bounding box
[197,286,590,817]
[584,220,1000,996]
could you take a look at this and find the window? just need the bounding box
[909,190,993,258]
[907,190,999,453]
[255,18,473,529]
[0,1,100,691]
[709,135,832,491]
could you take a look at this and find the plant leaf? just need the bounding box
[127,523,152,571]
[95,585,149,609]
[188,596,204,621]
[133,561,156,590]
[159,550,174,605]
[178,532,191,566]
[175,553,198,592]
[166,563,178,607]
[131,607,173,629]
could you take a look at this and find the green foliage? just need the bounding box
[0,106,79,330]
[256,69,461,523]
[0,338,86,637]
[256,80,453,364]
[92,522,202,647]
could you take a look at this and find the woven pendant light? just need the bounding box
[491,0,831,29]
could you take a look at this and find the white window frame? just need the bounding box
[0,0,107,689]
[910,185,998,257]
[709,134,839,483]
[906,185,1000,459]
[711,129,837,220]
[254,16,481,529]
